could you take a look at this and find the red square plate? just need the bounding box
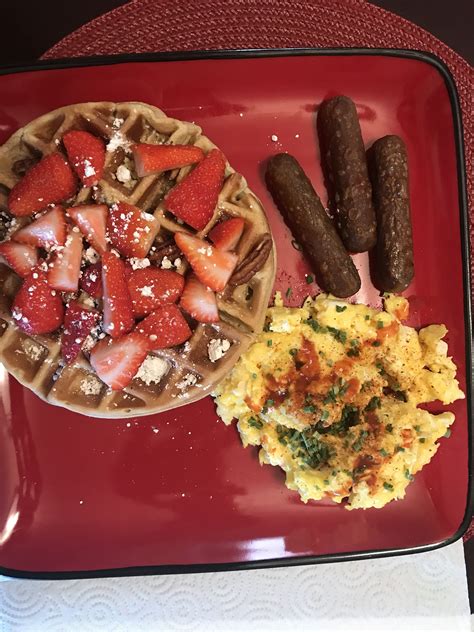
[0,49,471,578]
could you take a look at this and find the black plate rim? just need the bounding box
[0,46,471,580]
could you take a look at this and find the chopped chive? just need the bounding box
[289,348,298,356]
[420,438,426,443]
[395,445,405,453]
[383,482,394,491]
[323,479,329,485]
[267,339,273,347]
[364,396,381,412]
[352,430,368,452]
[414,425,421,433]
[252,373,257,379]
[306,275,314,284]
[379,448,389,457]
[404,469,414,481]
[376,320,384,329]
[364,314,371,320]
[444,428,452,438]
[247,416,263,429]
[372,340,381,347]
[386,423,393,433]
[336,305,347,313]
[320,409,329,421]
[285,287,292,298]
[307,318,327,334]
[327,326,347,344]
[303,405,316,413]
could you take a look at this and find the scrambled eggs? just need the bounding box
[213,293,464,509]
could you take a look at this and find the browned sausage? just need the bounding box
[318,96,376,252]
[265,153,361,298]
[368,135,414,292]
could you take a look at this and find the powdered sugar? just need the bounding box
[21,339,43,361]
[106,132,131,153]
[83,159,96,178]
[135,355,169,385]
[177,373,197,390]
[83,247,99,264]
[208,338,231,362]
[116,165,131,183]
[129,257,150,270]
[80,376,102,396]
[139,285,153,297]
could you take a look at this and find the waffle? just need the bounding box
[0,102,276,418]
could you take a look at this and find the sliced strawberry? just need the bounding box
[80,262,103,299]
[0,242,38,277]
[123,261,134,281]
[165,148,226,230]
[8,152,77,217]
[11,269,64,334]
[180,275,219,323]
[209,217,245,251]
[132,143,204,177]
[12,205,67,249]
[135,304,192,349]
[101,251,134,338]
[107,202,160,258]
[90,332,149,390]
[128,267,184,318]
[174,232,238,292]
[63,130,105,187]
[61,300,100,364]
[47,229,83,292]
[68,204,108,254]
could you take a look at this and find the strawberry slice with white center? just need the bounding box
[63,130,105,187]
[80,262,103,299]
[12,205,66,249]
[61,300,100,364]
[101,251,134,338]
[135,304,192,350]
[0,242,38,277]
[180,275,219,323]
[127,267,185,318]
[174,232,238,293]
[8,152,77,217]
[67,204,108,254]
[11,268,64,335]
[107,202,160,258]
[90,332,149,390]
[132,143,204,177]
[47,229,83,292]
[165,148,226,230]
[209,217,245,251]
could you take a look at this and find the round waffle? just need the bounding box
[0,102,276,418]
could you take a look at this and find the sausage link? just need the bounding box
[265,153,361,298]
[318,96,376,252]
[368,135,414,292]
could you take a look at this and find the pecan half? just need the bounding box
[149,240,181,264]
[228,233,273,287]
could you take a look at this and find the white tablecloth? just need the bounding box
[0,539,470,631]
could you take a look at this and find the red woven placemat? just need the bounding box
[42,0,474,538]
